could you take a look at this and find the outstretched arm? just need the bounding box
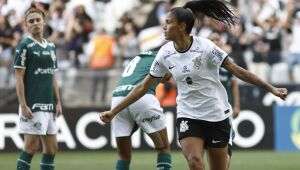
[230,79,240,118]
[222,58,288,100]
[100,74,157,123]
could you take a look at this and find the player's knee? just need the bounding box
[24,143,39,155]
[186,155,204,170]
[44,144,59,155]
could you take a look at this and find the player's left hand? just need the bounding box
[272,88,288,101]
[55,102,63,117]
[99,111,115,123]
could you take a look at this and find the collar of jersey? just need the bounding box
[28,36,48,48]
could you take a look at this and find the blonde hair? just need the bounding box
[24,6,46,21]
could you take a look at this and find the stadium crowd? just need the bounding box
[0,0,299,107]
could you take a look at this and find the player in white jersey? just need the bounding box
[14,7,62,170]
[100,1,288,170]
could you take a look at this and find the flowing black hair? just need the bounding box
[170,0,237,34]
[184,0,237,25]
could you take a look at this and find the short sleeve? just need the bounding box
[207,40,228,67]
[149,48,168,77]
[14,42,28,69]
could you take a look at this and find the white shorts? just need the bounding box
[111,94,166,137]
[19,107,57,135]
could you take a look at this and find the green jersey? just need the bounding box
[219,67,234,104]
[112,51,161,97]
[14,36,58,113]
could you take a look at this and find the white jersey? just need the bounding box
[150,36,232,121]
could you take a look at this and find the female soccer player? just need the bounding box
[15,6,62,170]
[100,1,287,170]
[109,50,172,170]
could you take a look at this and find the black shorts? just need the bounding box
[176,117,231,148]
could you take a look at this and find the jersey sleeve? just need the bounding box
[14,42,28,69]
[207,39,228,67]
[149,48,168,78]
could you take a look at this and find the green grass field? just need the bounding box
[1,151,299,170]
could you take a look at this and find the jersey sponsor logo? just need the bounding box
[179,120,189,132]
[182,65,190,73]
[51,50,56,62]
[42,51,51,55]
[190,47,203,53]
[142,115,160,123]
[212,48,224,61]
[150,61,160,73]
[164,51,176,59]
[186,77,193,85]
[20,49,27,66]
[113,85,136,93]
[33,51,40,56]
[32,103,54,111]
[34,68,55,75]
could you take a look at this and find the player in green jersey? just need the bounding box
[14,6,62,170]
[105,50,172,170]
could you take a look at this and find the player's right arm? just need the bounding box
[15,68,33,119]
[100,74,157,123]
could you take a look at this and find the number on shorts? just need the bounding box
[122,56,141,77]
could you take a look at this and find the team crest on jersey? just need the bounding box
[180,120,189,132]
[192,56,202,69]
[51,50,56,62]
[33,121,42,131]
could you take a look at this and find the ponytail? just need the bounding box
[183,0,237,26]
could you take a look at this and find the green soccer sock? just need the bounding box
[17,150,33,170]
[157,152,172,170]
[40,154,55,170]
[115,160,130,170]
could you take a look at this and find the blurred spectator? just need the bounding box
[287,11,300,82]
[65,5,93,68]
[116,20,140,67]
[48,0,68,61]
[227,24,249,70]
[0,14,20,84]
[262,14,283,65]
[156,79,177,107]
[87,27,116,103]
[248,26,270,81]
[209,32,232,54]
[197,16,214,38]
[0,0,9,16]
